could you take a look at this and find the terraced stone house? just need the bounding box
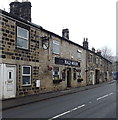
[0,0,112,99]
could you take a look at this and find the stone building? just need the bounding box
[0,1,112,99]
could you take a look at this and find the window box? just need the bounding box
[77,78,83,82]
[53,79,62,84]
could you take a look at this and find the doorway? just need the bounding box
[90,71,95,85]
[67,68,71,87]
[95,69,100,84]
[0,64,2,99]
[3,65,16,99]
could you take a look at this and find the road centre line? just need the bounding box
[96,93,113,101]
[49,92,114,120]
[49,104,85,120]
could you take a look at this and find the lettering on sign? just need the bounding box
[55,57,80,67]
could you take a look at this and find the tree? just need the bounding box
[100,46,114,62]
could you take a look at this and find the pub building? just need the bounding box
[0,0,112,99]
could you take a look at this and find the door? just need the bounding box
[90,71,95,85]
[4,65,16,99]
[0,64,2,99]
[95,70,100,84]
[67,68,71,87]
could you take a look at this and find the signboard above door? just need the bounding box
[55,57,80,67]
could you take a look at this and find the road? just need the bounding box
[2,82,116,119]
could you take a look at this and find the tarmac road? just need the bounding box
[2,82,116,119]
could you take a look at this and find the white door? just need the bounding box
[0,64,2,99]
[4,65,16,99]
[90,71,95,85]
[92,73,95,85]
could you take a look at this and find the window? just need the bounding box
[78,71,81,78]
[77,49,82,59]
[8,71,12,80]
[22,66,31,86]
[96,57,99,64]
[73,68,76,80]
[62,71,66,81]
[9,72,12,79]
[100,59,102,65]
[17,26,29,49]
[53,67,60,80]
[53,40,60,54]
[90,54,93,63]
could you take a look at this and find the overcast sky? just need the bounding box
[0,0,117,56]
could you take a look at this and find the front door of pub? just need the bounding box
[67,68,71,87]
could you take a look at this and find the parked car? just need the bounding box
[112,72,118,80]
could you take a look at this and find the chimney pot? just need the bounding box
[92,47,95,52]
[83,38,89,49]
[62,28,69,39]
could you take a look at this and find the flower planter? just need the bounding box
[53,79,62,84]
[77,78,83,82]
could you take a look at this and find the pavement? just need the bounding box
[2,80,116,110]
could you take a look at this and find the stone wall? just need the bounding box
[0,12,112,98]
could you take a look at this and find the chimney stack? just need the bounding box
[62,28,69,40]
[92,47,95,52]
[97,50,101,56]
[83,38,88,49]
[9,1,20,16]
[9,0,32,22]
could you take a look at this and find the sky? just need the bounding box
[0,0,117,56]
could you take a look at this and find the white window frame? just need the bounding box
[100,59,102,65]
[53,40,60,54]
[96,57,99,64]
[90,54,93,63]
[22,66,31,86]
[77,49,82,60]
[17,26,29,49]
[52,67,60,80]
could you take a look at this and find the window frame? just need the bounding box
[53,40,60,54]
[73,68,76,80]
[77,49,82,60]
[17,26,29,49]
[22,66,31,86]
[90,54,93,63]
[96,57,99,64]
[52,66,60,80]
[62,70,66,81]
[78,71,81,78]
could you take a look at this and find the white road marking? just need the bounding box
[49,91,114,120]
[49,104,85,120]
[96,93,113,101]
